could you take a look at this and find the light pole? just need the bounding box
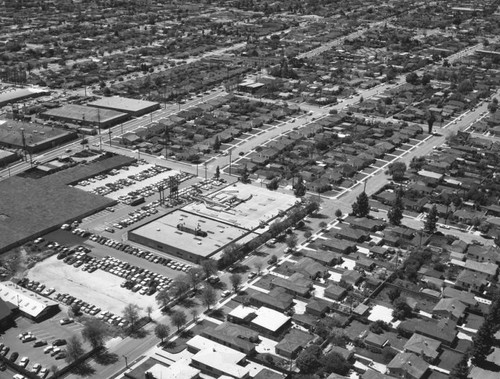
[204,163,207,180]
[229,149,233,176]
[123,355,129,369]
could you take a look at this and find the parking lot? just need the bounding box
[0,313,89,377]
[28,256,158,316]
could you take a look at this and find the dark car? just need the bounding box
[52,339,66,347]
[55,352,67,360]
[0,362,5,371]
[9,351,18,362]
[34,340,47,347]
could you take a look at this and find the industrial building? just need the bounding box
[41,104,129,129]
[87,96,160,117]
[0,87,49,108]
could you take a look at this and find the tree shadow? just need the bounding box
[94,350,119,366]
[128,327,149,339]
[478,361,500,372]
[179,329,194,339]
[71,361,96,376]
[207,308,225,320]
[252,250,268,257]
[177,298,197,309]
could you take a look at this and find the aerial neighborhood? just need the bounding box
[1,1,500,379]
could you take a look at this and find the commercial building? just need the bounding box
[0,87,49,108]
[0,119,77,153]
[146,361,200,379]
[0,281,59,321]
[88,96,160,117]
[41,104,129,129]
[128,210,254,264]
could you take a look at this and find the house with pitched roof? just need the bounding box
[387,352,429,379]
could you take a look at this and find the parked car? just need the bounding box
[52,339,66,346]
[10,351,19,362]
[19,357,29,367]
[60,318,74,325]
[34,340,47,347]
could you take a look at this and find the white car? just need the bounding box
[19,356,29,367]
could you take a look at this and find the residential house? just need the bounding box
[319,238,357,254]
[275,329,315,359]
[442,287,478,308]
[271,273,312,297]
[306,298,331,317]
[464,259,497,280]
[467,245,500,264]
[345,216,385,232]
[364,332,389,353]
[333,226,369,243]
[455,269,488,292]
[324,284,347,301]
[303,249,342,266]
[341,269,363,287]
[249,288,294,313]
[403,333,441,363]
[293,257,328,280]
[201,322,259,354]
[398,318,457,346]
[387,352,429,379]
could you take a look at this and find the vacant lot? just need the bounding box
[28,256,158,315]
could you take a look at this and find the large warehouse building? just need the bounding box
[0,119,77,153]
[41,104,129,129]
[129,210,256,264]
[0,87,49,108]
[87,96,160,117]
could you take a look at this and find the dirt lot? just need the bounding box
[28,256,159,316]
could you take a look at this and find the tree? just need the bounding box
[296,345,322,374]
[450,354,469,379]
[472,320,495,365]
[406,72,419,85]
[214,166,220,179]
[320,352,352,376]
[254,261,263,274]
[154,324,170,343]
[145,305,153,321]
[169,275,191,298]
[335,209,343,220]
[427,111,436,134]
[190,309,198,322]
[352,191,370,217]
[213,136,221,151]
[393,297,412,320]
[488,98,498,114]
[122,303,141,330]
[240,164,250,183]
[187,267,204,291]
[156,289,170,309]
[171,310,187,331]
[266,177,279,190]
[294,176,307,197]
[424,204,438,234]
[81,319,108,349]
[388,161,407,181]
[421,73,432,86]
[65,335,85,363]
[388,287,401,302]
[285,234,298,250]
[50,365,59,376]
[200,285,217,310]
[229,273,242,292]
[200,259,218,278]
[388,189,404,226]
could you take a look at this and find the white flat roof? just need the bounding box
[0,281,58,318]
[88,96,159,112]
[146,360,200,379]
[190,344,249,379]
[187,335,245,355]
[250,307,290,332]
[228,304,256,320]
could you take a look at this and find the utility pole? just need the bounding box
[229,149,232,176]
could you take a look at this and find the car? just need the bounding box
[60,318,74,325]
[22,334,36,343]
[50,347,61,357]
[38,368,49,378]
[52,338,66,346]
[31,363,42,373]
[19,357,29,367]
[55,352,67,360]
[10,351,19,362]
[34,340,47,347]
[43,346,53,354]
[471,240,484,246]
[13,375,26,379]
[221,290,231,298]
[248,272,257,279]
[1,346,10,356]
[104,227,115,233]
[18,332,29,340]
[0,362,5,371]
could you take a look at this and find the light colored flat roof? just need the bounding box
[228,304,256,320]
[146,360,200,379]
[0,281,58,318]
[130,210,255,258]
[250,307,290,332]
[183,183,297,231]
[0,87,48,105]
[191,349,249,379]
[88,96,159,113]
[42,104,126,123]
[417,170,444,180]
[188,335,246,355]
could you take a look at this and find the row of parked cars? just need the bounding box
[99,255,173,295]
[109,202,160,230]
[89,232,192,273]
[19,280,55,297]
